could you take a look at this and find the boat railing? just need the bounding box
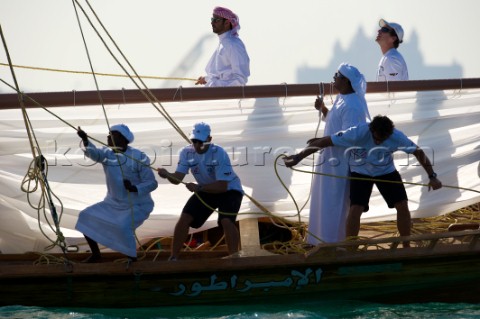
[305,228,480,260]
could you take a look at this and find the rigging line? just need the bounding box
[76,0,189,258]
[0,24,69,254]
[72,1,134,210]
[82,0,187,142]
[0,27,38,159]
[74,0,168,119]
[0,78,160,175]
[72,0,109,129]
[76,0,186,142]
[70,0,183,233]
[273,155,301,220]
[289,163,480,194]
[302,90,327,216]
[79,0,189,142]
[73,0,146,259]
[73,0,132,174]
[0,62,197,82]
[272,154,323,243]
[158,168,296,233]
[274,151,480,243]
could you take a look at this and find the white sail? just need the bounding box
[1,90,480,253]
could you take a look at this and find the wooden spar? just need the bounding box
[0,78,479,109]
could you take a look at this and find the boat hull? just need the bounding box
[2,244,480,308]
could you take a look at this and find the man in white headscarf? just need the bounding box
[195,6,250,87]
[376,18,409,81]
[293,63,371,245]
[75,124,158,262]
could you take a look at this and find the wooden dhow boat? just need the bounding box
[1,0,480,307]
[2,228,480,307]
[0,79,480,307]
[1,78,480,308]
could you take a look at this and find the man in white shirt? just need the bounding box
[284,115,442,247]
[157,122,244,260]
[376,19,409,81]
[196,7,250,87]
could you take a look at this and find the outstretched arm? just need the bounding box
[412,148,442,190]
[157,168,186,185]
[77,126,89,146]
[284,136,334,167]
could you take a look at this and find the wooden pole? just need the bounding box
[1,78,479,110]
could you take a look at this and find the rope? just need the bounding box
[288,161,480,194]
[159,168,301,234]
[0,24,69,255]
[3,2,478,258]
[72,0,150,259]
[0,62,197,82]
[70,0,301,257]
[270,152,480,246]
[75,0,189,143]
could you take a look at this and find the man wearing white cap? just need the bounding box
[376,18,409,81]
[75,124,158,262]
[157,122,244,260]
[195,6,250,87]
[304,63,371,245]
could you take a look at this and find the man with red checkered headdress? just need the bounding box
[195,6,250,87]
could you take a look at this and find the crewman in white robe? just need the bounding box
[305,63,370,244]
[75,124,158,262]
[196,6,250,87]
[376,18,409,81]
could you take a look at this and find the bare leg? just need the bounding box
[170,213,193,260]
[345,205,364,238]
[220,219,240,255]
[83,235,102,263]
[394,200,411,247]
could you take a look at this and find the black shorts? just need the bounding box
[182,190,243,228]
[350,170,408,212]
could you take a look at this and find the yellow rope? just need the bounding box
[74,0,190,143]
[4,0,479,258]
[1,24,68,253]
[289,162,480,193]
[0,62,197,82]
[3,0,294,258]
[32,252,73,266]
[272,153,480,253]
[69,0,190,260]
[72,0,152,260]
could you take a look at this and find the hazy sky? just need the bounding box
[1,0,479,92]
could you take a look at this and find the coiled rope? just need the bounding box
[0,24,70,259]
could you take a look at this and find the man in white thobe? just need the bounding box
[196,6,250,87]
[376,18,409,81]
[306,63,371,244]
[75,124,158,262]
